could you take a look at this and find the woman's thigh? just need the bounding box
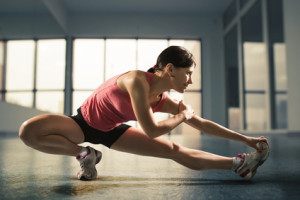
[20,114,85,144]
[110,127,179,159]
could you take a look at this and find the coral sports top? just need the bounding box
[81,71,167,132]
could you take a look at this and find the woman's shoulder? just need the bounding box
[122,70,150,82]
[117,70,150,92]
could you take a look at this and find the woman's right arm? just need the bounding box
[123,72,194,138]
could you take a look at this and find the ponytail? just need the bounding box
[147,65,157,73]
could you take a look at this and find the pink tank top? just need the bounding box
[81,71,167,131]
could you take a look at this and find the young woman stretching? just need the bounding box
[19,46,269,181]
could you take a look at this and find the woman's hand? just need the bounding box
[178,100,195,120]
[242,136,269,153]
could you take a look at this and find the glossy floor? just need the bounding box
[0,133,300,200]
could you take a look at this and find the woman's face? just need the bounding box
[171,65,195,93]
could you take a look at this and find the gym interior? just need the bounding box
[0,0,300,199]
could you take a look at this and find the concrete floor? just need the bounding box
[0,133,300,200]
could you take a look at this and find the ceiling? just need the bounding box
[0,0,233,34]
[0,0,232,15]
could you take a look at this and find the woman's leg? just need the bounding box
[19,114,85,156]
[111,127,233,170]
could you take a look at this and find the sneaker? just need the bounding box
[235,142,269,180]
[76,146,102,180]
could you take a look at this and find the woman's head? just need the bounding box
[147,46,196,73]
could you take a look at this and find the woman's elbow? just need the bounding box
[144,125,163,138]
[144,128,159,138]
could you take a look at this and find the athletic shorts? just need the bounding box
[69,107,131,148]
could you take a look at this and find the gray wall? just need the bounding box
[283,0,300,133]
[0,101,47,133]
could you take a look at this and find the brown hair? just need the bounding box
[148,46,195,73]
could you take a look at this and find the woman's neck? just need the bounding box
[149,73,171,98]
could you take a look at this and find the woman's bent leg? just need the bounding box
[111,127,233,170]
[19,114,85,156]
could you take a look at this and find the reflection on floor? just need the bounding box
[0,133,300,200]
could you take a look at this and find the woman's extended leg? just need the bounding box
[111,127,233,170]
[19,114,85,156]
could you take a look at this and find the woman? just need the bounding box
[19,46,269,181]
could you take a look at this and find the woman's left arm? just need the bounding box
[160,96,269,151]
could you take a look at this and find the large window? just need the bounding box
[223,0,286,131]
[72,39,201,134]
[35,40,66,113]
[268,0,287,129]
[72,39,105,113]
[2,38,201,134]
[4,39,66,113]
[6,40,35,107]
[242,1,267,130]
[224,26,240,130]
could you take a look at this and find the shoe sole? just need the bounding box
[77,148,102,181]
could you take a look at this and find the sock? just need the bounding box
[232,156,242,171]
[76,147,89,159]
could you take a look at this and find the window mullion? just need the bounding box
[2,40,7,101]
[33,39,38,108]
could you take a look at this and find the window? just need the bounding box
[72,39,105,113]
[223,0,286,131]
[242,1,267,130]
[224,26,240,130]
[35,39,66,113]
[268,0,287,129]
[137,40,168,71]
[105,39,136,79]
[72,39,201,135]
[6,40,35,107]
[4,39,66,113]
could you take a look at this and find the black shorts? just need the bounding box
[69,107,131,148]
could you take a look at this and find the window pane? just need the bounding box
[6,92,33,107]
[243,42,267,90]
[275,94,287,129]
[224,26,239,107]
[6,40,35,90]
[267,0,284,43]
[36,39,66,90]
[36,91,64,113]
[72,91,93,114]
[171,92,201,135]
[274,43,287,91]
[73,39,104,90]
[105,39,136,80]
[137,39,168,71]
[228,107,241,130]
[169,40,201,90]
[241,1,262,42]
[245,94,267,130]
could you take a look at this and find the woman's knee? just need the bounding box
[165,141,182,159]
[19,116,44,147]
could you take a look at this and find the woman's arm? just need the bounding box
[160,96,269,151]
[122,71,194,138]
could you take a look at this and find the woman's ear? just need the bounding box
[166,63,175,77]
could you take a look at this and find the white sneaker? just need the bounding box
[235,142,269,180]
[76,146,102,180]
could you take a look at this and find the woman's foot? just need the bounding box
[76,146,102,180]
[234,142,269,180]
